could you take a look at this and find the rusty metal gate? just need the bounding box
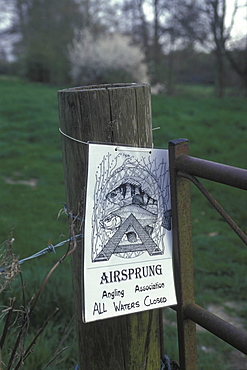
[168,139,247,369]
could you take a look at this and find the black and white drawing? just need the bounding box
[91,150,172,262]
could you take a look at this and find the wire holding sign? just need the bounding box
[84,143,176,322]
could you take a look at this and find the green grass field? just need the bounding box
[0,77,246,369]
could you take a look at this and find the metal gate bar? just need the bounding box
[175,153,247,190]
[168,138,247,369]
[169,139,198,370]
[184,303,247,355]
[178,171,247,245]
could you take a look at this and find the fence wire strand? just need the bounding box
[0,204,82,273]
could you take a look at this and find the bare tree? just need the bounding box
[119,0,151,62]
[226,35,247,94]
[202,0,239,97]
[118,0,162,83]
[161,0,207,94]
[75,0,118,34]
[224,2,247,93]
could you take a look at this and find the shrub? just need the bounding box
[0,237,77,369]
[68,29,149,85]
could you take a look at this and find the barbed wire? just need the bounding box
[60,202,82,221]
[0,204,82,273]
[19,233,83,265]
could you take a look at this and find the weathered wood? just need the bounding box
[58,84,161,369]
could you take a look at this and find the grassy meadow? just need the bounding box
[0,76,246,369]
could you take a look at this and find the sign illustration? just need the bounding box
[83,143,177,322]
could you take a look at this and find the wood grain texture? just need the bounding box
[58,83,161,369]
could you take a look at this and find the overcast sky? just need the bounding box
[226,0,247,41]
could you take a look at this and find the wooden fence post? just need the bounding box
[58,84,162,369]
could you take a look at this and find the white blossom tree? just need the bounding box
[68,29,149,85]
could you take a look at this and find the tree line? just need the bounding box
[0,0,246,96]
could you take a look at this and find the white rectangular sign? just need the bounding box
[83,143,177,322]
